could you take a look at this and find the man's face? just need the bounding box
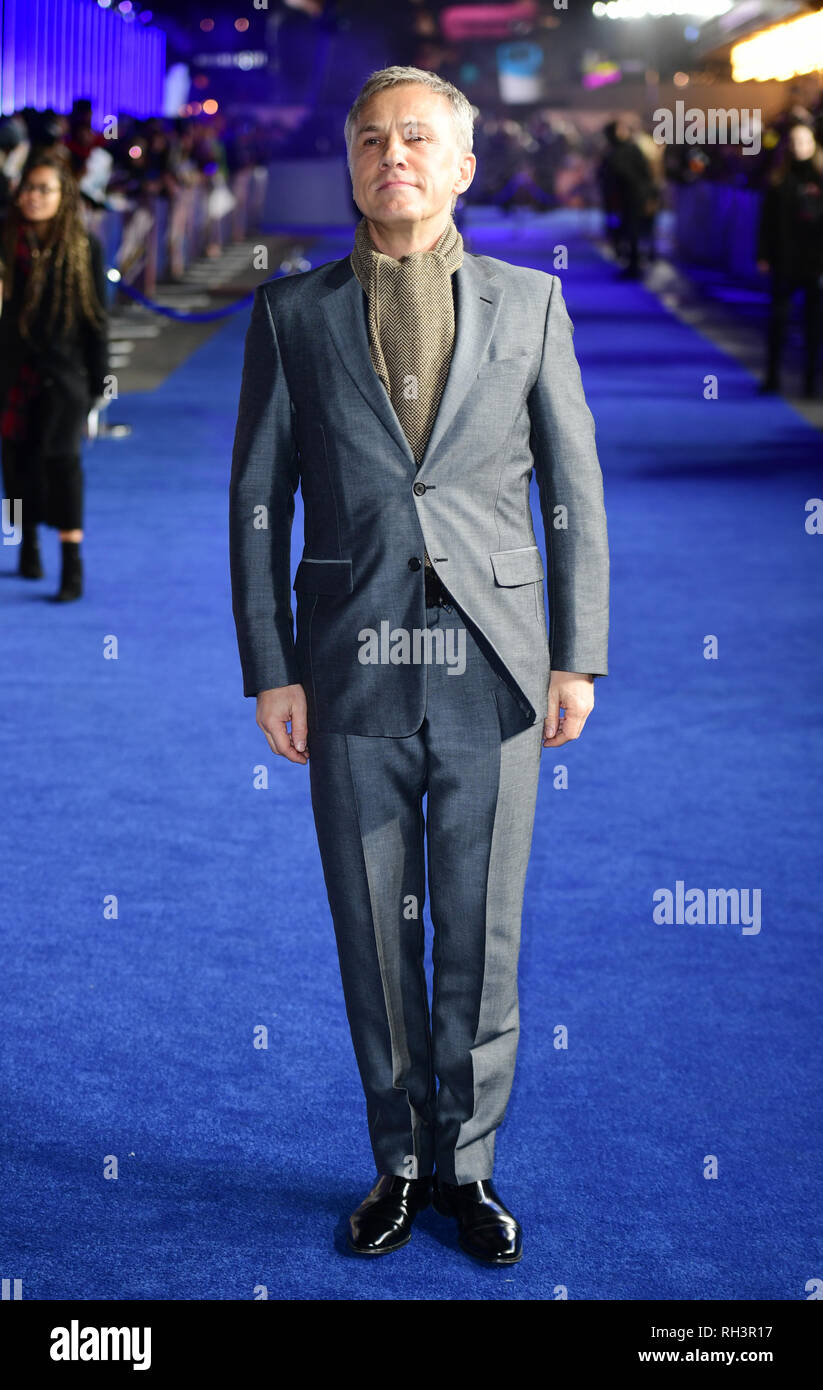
[349,83,475,227]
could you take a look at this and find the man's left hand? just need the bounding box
[543,671,595,747]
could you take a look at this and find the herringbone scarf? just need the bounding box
[350,215,464,468]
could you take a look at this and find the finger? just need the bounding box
[267,721,308,764]
[543,706,589,746]
[290,707,309,755]
[558,710,586,741]
[542,725,569,747]
[545,689,561,740]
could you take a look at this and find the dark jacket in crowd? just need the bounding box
[758,158,823,280]
[598,140,655,218]
[0,220,108,456]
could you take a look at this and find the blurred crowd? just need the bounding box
[1,90,820,391]
[664,92,823,191]
[465,96,823,212]
[3,91,822,233]
[0,100,276,273]
[0,100,279,217]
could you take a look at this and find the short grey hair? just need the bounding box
[344,65,475,213]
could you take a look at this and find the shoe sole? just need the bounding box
[458,1236,522,1265]
[347,1230,413,1256]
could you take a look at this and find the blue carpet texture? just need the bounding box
[1,214,820,1301]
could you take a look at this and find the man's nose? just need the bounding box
[380,131,407,165]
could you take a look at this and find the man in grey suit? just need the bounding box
[229,66,609,1265]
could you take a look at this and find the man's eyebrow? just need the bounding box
[356,120,436,137]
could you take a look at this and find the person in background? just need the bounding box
[598,119,656,278]
[0,117,27,220]
[757,122,823,398]
[167,120,202,280]
[633,123,665,263]
[0,151,108,600]
[194,118,231,258]
[22,108,67,160]
[65,98,107,181]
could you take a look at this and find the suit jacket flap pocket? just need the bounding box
[490,546,544,586]
[293,557,353,594]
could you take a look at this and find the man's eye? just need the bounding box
[364,136,426,145]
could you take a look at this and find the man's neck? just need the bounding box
[364,212,451,261]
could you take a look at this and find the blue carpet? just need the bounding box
[1,213,820,1300]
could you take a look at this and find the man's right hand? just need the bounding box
[256,684,309,765]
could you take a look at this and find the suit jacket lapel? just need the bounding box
[420,254,503,473]
[319,251,504,475]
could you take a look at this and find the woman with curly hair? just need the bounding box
[0,150,109,600]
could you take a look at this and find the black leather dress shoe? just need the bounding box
[432,1175,522,1264]
[348,1174,433,1256]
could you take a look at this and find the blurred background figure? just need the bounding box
[65,98,108,181]
[0,116,28,220]
[166,119,203,280]
[598,119,657,279]
[757,123,823,398]
[0,152,108,600]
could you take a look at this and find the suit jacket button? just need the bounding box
[413,481,426,496]
[408,557,422,571]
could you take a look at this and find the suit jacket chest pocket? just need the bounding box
[476,351,533,381]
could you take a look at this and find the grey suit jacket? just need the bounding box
[229,250,609,739]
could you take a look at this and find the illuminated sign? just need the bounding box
[731,12,823,82]
[192,52,267,70]
[593,1,733,16]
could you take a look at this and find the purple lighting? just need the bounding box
[582,68,621,90]
[0,0,166,121]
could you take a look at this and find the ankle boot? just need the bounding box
[53,539,83,602]
[19,524,44,579]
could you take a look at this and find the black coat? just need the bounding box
[0,222,109,456]
[758,160,823,281]
[598,140,654,218]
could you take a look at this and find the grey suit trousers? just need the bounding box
[308,597,544,1185]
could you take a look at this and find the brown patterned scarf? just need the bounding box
[350,214,464,460]
[350,214,464,570]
